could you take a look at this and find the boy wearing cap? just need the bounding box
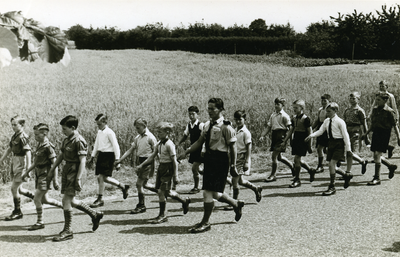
[136,122,190,224]
[312,94,331,173]
[363,92,400,185]
[282,100,316,188]
[88,114,130,207]
[50,115,103,242]
[116,117,158,214]
[178,106,204,194]
[259,97,294,182]
[306,103,354,195]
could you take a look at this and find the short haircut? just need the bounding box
[134,117,147,127]
[321,94,331,101]
[274,97,286,106]
[156,122,174,133]
[188,106,200,113]
[234,110,246,119]
[95,114,108,123]
[376,92,389,101]
[34,123,50,132]
[11,115,25,126]
[208,98,225,110]
[326,102,339,112]
[379,80,388,87]
[292,99,305,110]
[60,115,79,128]
[349,92,361,99]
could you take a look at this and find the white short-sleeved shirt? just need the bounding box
[267,110,291,131]
[157,139,176,163]
[201,116,237,152]
[131,128,157,158]
[236,125,251,154]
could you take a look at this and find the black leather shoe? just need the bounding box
[361,160,368,175]
[130,205,146,214]
[265,176,277,182]
[151,215,168,224]
[367,177,381,185]
[5,211,23,221]
[343,173,353,189]
[315,166,324,173]
[189,188,200,194]
[188,222,202,232]
[190,222,211,233]
[92,211,103,231]
[53,230,73,242]
[308,168,316,182]
[289,180,301,188]
[234,200,245,222]
[389,165,397,179]
[90,199,104,208]
[322,186,336,196]
[28,223,45,231]
[122,185,130,199]
[255,186,263,203]
[182,198,191,214]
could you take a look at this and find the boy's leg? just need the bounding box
[150,190,168,224]
[316,145,325,173]
[71,198,103,231]
[323,160,337,196]
[41,192,63,208]
[266,151,279,182]
[166,190,190,214]
[6,181,24,221]
[53,195,74,242]
[290,156,302,188]
[189,162,201,194]
[300,159,316,182]
[103,175,130,199]
[277,153,294,175]
[189,190,214,233]
[131,178,147,214]
[18,185,35,200]
[216,191,244,222]
[224,176,240,210]
[381,156,397,179]
[28,189,47,230]
[343,152,354,189]
[368,152,383,185]
[143,179,158,193]
[238,175,262,202]
[387,145,394,158]
[91,175,105,207]
[352,153,368,174]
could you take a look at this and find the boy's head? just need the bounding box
[375,92,389,107]
[292,99,305,115]
[274,97,285,112]
[207,98,224,120]
[188,106,200,122]
[379,80,388,92]
[60,115,78,137]
[233,110,246,127]
[33,123,49,142]
[95,114,107,130]
[156,122,174,140]
[321,94,331,107]
[134,117,147,135]
[326,102,339,118]
[10,115,25,132]
[349,92,360,105]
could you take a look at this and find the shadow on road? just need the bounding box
[0,235,47,243]
[0,221,63,231]
[383,242,400,252]
[119,225,189,235]
[101,218,149,226]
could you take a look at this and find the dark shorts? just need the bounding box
[95,152,115,177]
[137,157,153,180]
[155,163,173,191]
[61,162,80,196]
[270,129,287,152]
[371,128,392,153]
[35,165,51,191]
[291,131,308,156]
[189,148,203,164]
[327,139,345,162]
[316,131,329,148]
[202,151,229,193]
[347,126,361,152]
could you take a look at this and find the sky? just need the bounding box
[0,0,398,33]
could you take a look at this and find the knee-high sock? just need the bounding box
[45,198,63,208]
[294,166,301,180]
[36,207,43,224]
[143,181,158,193]
[73,202,97,219]
[280,157,294,169]
[318,157,324,167]
[158,201,166,216]
[20,190,34,200]
[13,197,21,212]
[330,173,336,186]
[271,163,278,176]
[239,180,257,193]
[138,193,145,206]
[218,193,238,207]
[166,191,185,204]
[200,202,214,224]
[374,163,381,178]
[381,158,393,168]
[63,209,73,232]
[193,175,200,189]
[301,161,311,171]
[232,188,239,199]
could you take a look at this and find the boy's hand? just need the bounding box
[75,178,82,192]
[115,160,121,171]
[178,153,186,161]
[307,144,313,154]
[21,171,29,182]
[304,136,311,142]
[230,165,239,177]
[86,157,94,169]
[53,179,60,191]
[243,162,250,176]
[173,176,180,185]
[259,136,265,142]
[114,159,120,166]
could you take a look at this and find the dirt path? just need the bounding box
[0,158,399,257]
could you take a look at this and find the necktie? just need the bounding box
[205,121,216,151]
[328,118,333,139]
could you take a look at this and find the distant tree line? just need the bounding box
[66,5,400,59]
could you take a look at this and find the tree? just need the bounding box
[249,18,267,36]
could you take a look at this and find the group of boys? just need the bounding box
[0,81,399,239]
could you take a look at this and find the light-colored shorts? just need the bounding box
[11,155,26,182]
[236,153,251,176]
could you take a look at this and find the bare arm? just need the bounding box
[116,145,135,164]
[137,147,158,169]
[49,153,64,174]
[25,150,31,170]
[0,147,12,163]
[283,125,294,144]
[178,134,188,145]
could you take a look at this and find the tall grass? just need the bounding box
[0,49,398,185]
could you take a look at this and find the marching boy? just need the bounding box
[363,92,400,185]
[180,98,244,234]
[115,117,158,214]
[0,115,35,221]
[177,106,204,194]
[22,124,63,230]
[282,100,316,188]
[88,114,130,207]
[305,103,353,195]
[136,122,190,224]
[259,97,294,182]
[50,115,103,242]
